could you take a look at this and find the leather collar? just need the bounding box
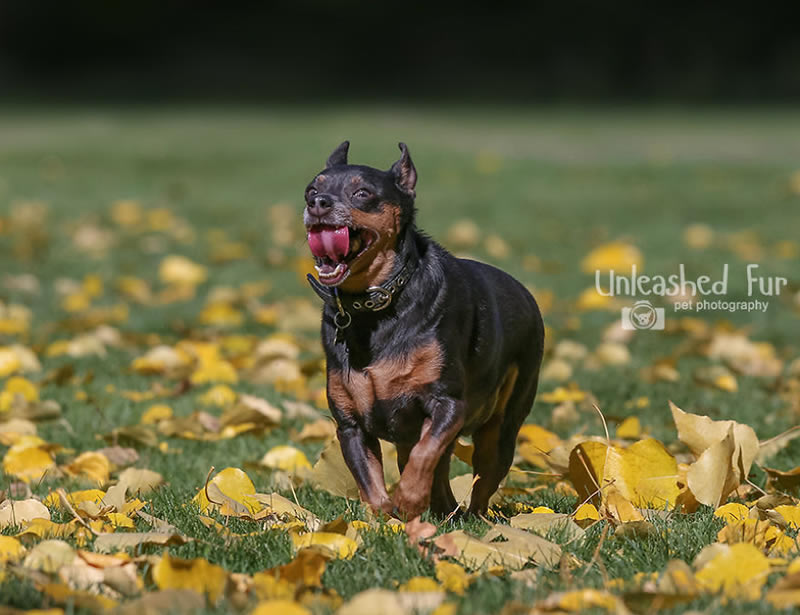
[307,259,417,314]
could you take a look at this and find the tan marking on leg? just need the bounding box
[468,363,520,514]
[393,415,464,519]
[327,369,375,415]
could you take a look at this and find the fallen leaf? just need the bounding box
[260,445,312,473]
[192,467,262,516]
[0,535,26,562]
[538,588,630,613]
[568,439,680,508]
[63,451,110,485]
[695,542,770,600]
[23,539,76,573]
[152,553,228,603]
[94,531,190,553]
[670,402,758,507]
[117,467,164,494]
[509,512,585,541]
[0,497,51,528]
[581,241,643,274]
[434,527,558,571]
[291,532,358,559]
[251,600,312,615]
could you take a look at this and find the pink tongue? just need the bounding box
[308,226,350,261]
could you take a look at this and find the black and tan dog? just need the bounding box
[305,141,544,519]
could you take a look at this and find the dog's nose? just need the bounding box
[307,195,333,218]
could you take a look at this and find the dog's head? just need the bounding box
[304,141,417,291]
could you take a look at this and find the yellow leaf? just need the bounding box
[199,384,238,407]
[517,424,562,468]
[574,503,600,527]
[291,532,358,559]
[191,359,238,384]
[131,345,192,374]
[0,347,22,377]
[295,418,337,442]
[198,302,244,327]
[257,549,328,590]
[2,436,55,483]
[252,574,296,601]
[541,588,625,612]
[446,219,480,248]
[118,467,164,494]
[41,582,117,612]
[616,416,641,440]
[152,553,227,603]
[399,576,441,592]
[0,376,39,412]
[0,418,37,446]
[0,535,26,562]
[111,199,143,226]
[64,451,110,485]
[435,526,560,571]
[581,241,643,274]
[192,467,262,516]
[62,291,92,313]
[93,531,189,553]
[260,446,312,473]
[251,600,311,615]
[538,387,587,404]
[310,437,361,500]
[714,503,750,524]
[141,404,173,424]
[159,255,208,286]
[435,561,470,595]
[568,439,680,508]
[44,489,105,510]
[17,518,77,540]
[23,540,76,573]
[768,588,800,610]
[105,513,136,529]
[338,588,443,615]
[774,505,800,530]
[251,493,321,531]
[695,543,770,600]
[671,402,759,505]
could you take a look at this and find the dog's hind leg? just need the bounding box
[468,366,539,515]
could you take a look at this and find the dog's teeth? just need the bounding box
[351,237,362,252]
[318,263,345,279]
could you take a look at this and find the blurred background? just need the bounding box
[1,2,799,102]
[0,2,799,439]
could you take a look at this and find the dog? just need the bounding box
[305,141,544,518]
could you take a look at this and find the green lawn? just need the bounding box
[1,106,799,614]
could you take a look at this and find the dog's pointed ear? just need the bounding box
[390,142,417,197]
[325,141,350,168]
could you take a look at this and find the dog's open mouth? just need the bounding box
[307,224,377,286]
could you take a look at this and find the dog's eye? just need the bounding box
[306,187,318,199]
[352,189,371,200]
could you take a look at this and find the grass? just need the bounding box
[1,105,800,613]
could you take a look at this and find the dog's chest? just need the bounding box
[327,340,443,437]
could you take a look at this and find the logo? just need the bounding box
[621,300,665,330]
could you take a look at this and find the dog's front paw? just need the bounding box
[391,483,430,520]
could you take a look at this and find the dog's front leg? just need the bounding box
[337,423,393,515]
[392,399,465,519]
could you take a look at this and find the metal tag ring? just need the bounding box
[334,310,352,329]
[366,286,392,310]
